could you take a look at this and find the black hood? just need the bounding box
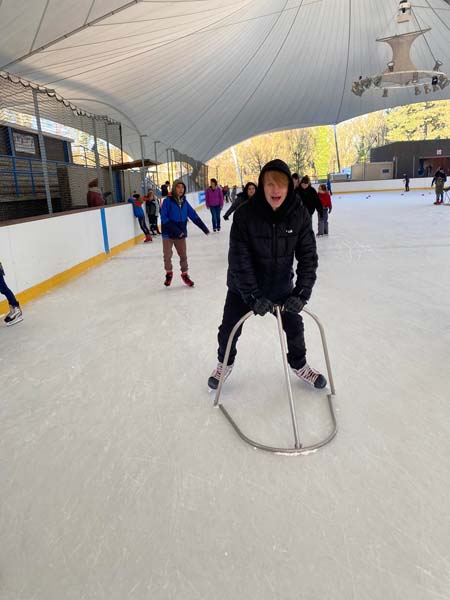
[253,159,296,221]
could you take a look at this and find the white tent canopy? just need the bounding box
[1,0,450,162]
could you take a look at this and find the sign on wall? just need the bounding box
[13,132,36,154]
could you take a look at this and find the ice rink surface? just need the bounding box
[1,190,450,600]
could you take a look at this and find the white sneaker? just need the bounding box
[4,305,23,326]
[208,362,233,390]
[292,363,327,389]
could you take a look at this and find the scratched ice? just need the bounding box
[1,190,450,600]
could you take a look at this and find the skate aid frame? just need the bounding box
[214,305,337,455]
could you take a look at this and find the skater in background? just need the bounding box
[86,179,105,207]
[431,167,446,204]
[128,193,152,242]
[205,178,224,232]
[296,175,323,226]
[231,185,237,202]
[145,189,160,235]
[222,184,230,203]
[292,173,300,191]
[161,181,170,198]
[208,159,326,391]
[0,261,23,326]
[160,179,209,288]
[326,177,333,195]
[317,184,332,236]
[223,181,257,221]
[403,173,410,192]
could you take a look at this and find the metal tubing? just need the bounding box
[104,122,115,203]
[274,306,301,449]
[303,308,336,395]
[214,310,253,407]
[32,89,53,214]
[213,307,337,456]
[92,117,103,192]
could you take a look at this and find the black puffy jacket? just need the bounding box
[227,160,318,305]
[296,185,323,218]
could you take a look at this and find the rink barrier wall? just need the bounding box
[332,177,434,194]
[0,203,145,315]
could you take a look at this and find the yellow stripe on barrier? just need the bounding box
[0,234,145,315]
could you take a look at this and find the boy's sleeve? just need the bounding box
[229,210,261,304]
[187,202,209,234]
[160,198,184,238]
[292,208,318,302]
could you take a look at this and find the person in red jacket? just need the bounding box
[317,184,332,236]
[86,179,105,207]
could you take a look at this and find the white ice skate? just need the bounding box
[4,305,23,326]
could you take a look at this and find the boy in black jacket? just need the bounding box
[208,159,326,390]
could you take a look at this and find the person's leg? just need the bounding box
[217,291,251,366]
[211,206,217,231]
[216,206,222,231]
[281,309,327,388]
[162,238,174,272]
[323,208,329,235]
[173,238,188,273]
[280,311,307,370]
[138,217,150,235]
[0,272,19,307]
[318,215,324,235]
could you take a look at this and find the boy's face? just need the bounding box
[175,183,184,197]
[247,185,256,198]
[263,172,288,211]
[293,177,299,189]
[300,182,309,189]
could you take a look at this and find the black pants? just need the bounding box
[0,271,19,307]
[217,291,306,369]
[148,215,158,231]
[138,216,150,236]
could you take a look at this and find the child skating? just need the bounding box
[208,159,326,391]
[160,180,209,287]
[128,193,152,242]
[317,183,332,236]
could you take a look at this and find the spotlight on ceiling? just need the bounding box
[434,60,443,72]
[387,61,395,72]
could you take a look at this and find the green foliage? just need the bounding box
[208,99,450,183]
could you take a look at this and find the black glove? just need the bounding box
[223,215,229,221]
[283,295,306,314]
[252,297,274,316]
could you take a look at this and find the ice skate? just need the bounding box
[4,305,23,326]
[292,363,327,389]
[181,272,194,287]
[164,271,173,287]
[208,362,233,390]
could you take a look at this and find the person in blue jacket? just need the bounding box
[128,193,152,242]
[160,179,209,287]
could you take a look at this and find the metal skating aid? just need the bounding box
[213,305,337,455]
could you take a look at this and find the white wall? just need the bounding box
[0,204,137,296]
[332,177,434,194]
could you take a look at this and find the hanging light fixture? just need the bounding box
[351,0,448,97]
